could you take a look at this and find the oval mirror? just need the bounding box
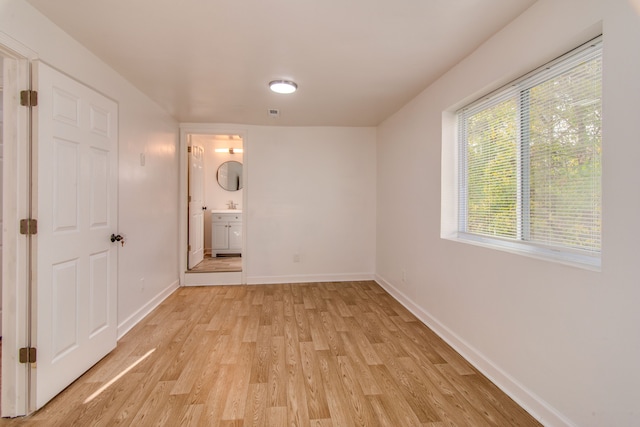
[216,161,243,191]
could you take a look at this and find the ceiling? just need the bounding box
[26,0,537,126]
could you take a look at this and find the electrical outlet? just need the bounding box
[293,253,300,263]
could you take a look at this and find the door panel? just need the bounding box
[51,260,79,360]
[212,222,229,250]
[89,251,109,335]
[52,138,79,232]
[89,148,109,227]
[34,61,118,409]
[229,223,242,250]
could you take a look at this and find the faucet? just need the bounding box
[227,200,237,209]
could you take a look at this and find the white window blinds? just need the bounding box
[458,38,602,257]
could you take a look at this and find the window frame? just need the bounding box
[455,37,603,270]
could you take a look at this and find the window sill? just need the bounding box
[446,232,601,272]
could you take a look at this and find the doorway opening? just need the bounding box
[180,127,247,286]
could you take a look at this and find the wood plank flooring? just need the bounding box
[0,281,541,426]
[190,255,242,272]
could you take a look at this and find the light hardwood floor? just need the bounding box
[0,282,541,426]
[190,255,242,272]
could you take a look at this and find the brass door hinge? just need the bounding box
[20,89,38,107]
[19,347,37,364]
[20,219,38,235]
[187,146,192,153]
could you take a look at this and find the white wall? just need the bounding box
[0,0,180,338]
[376,1,639,426]
[244,125,376,284]
[0,76,3,334]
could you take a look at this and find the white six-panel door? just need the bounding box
[188,143,204,268]
[34,61,118,409]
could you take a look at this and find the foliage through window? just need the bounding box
[458,39,602,265]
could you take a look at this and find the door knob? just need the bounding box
[110,234,125,246]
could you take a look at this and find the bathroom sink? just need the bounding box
[211,209,242,213]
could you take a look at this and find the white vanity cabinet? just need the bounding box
[211,212,242,256]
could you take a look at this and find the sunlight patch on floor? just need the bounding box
[83,348,156,404]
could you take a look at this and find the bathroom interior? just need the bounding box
[187,133,243,273]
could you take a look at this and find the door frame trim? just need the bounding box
[178,124,248,286]
[0,32,38,417]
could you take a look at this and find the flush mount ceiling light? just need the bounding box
[269,80,298,94]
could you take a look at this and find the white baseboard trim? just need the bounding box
[246,272,375,285]
[117,279,179,340]
[374,274,576,427]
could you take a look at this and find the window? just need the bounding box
[457,38,602,268]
